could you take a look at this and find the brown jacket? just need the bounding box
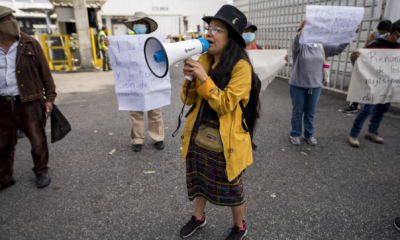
[16,32,56,103]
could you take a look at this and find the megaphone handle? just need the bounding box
[184,54,200,81]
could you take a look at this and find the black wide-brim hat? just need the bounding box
[203,5,247,47]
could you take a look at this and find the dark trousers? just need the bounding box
[350,103,391,137]
[0,98,49,185]
[101,49,111,71]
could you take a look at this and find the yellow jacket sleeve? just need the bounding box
[180,79,198,106]
[197,60,252,115]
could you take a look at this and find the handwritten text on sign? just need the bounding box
[108,34,171,111]
[347,49,400,104]
[247,50,287,96]
[300,6,364,44]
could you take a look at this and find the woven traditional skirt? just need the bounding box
[186,118,245,207]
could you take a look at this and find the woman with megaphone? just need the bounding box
[104,12,171,153]
[179,5,260,239]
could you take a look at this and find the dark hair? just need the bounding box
[390,20,400,34]
[199,27,260,136]
[377,20,392,31]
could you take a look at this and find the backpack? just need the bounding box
[230,59,261,136]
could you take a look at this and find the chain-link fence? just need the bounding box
[248,0,385,93]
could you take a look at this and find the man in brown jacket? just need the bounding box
[0,6,56,192]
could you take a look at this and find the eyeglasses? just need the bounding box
[204,26,225,36]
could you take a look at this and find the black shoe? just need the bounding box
[132,144,142,152]
[154,141,164,150]
[251,142,257,149]
[225,221,248,240]
[394,217,400,231]
[180,214,207,238]
[35,173,51,188]
[0,179,16,193]
[18,129,26,139]
[343,105,358,113]
[103,68,107,71]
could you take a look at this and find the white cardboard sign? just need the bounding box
[300,5,364,44]
[247,50,287,95]
[108,34,172,111]
[347,49,400,104]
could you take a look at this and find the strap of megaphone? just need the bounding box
[172,81,192,137]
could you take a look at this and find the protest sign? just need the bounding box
[247,50,287,95]
[300,5,364,44]
[347,49,400,104]
[108,34,172,111]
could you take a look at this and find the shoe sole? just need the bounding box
[394,221,400,231]
[364,135,384,144]
[180,220,207,239]
[241,229,248,239]
[290,137,300,146]
[303,137,317,146]
[343,110,358,113]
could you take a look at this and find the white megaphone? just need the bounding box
[144,37,209,80]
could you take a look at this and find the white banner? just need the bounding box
[300,5,364,44]
[247,50,287,95]
[108,34,172,111]
[347,49,400,104]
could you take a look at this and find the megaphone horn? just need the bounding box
[144,37,209,79]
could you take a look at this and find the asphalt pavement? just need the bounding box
[0,65,399,240]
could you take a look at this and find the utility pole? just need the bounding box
[72,0,97,71]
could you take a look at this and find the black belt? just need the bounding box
[0,95,20,102]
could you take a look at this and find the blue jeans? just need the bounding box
[349,103,391,137]
[290,85,322,138]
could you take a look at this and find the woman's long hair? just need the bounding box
[199,28,261,136]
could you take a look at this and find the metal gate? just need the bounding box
[248,0,385,93]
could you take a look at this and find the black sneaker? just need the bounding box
[0,179,16,193]
[225,221,247,240]
[180,214,207,238]
[154,141,164,150]
[343,105,358,113]
[132,144,142,152]
[251,142,257,149]
[394,217,400,231]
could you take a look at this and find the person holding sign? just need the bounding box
[348,20,400,147]
[343,20,392,113]
[178,5,260,239]
[289,20,359,146]
[104,12,172,152]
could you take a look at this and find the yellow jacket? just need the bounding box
[180,53,253,182]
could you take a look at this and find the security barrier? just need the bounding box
[249,0,385,93]
[41,35,73,71]
[90,28,103,68]
[179,34,206,41]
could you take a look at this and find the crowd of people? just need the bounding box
[0,4,399,239]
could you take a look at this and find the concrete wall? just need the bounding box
[100,0,228,35]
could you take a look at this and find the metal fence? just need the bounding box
[248,0,385,93]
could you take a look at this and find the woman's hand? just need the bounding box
[167,35,172,43]
[298,20,306,38]
[183,59,208,83]
[104,37,110,46]
[355,24,361,33]
[284,54,289,62]
[351,51,361,61]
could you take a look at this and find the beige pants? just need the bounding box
[129,108,164,145]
